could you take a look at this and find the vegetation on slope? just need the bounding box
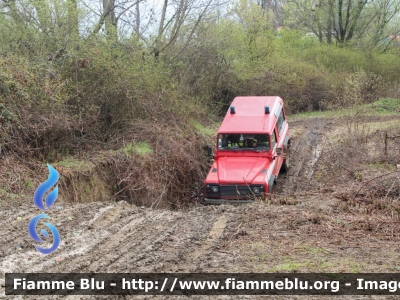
[1,0,400,207]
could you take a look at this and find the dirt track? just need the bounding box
[0,201,237,273]
[1,116,400,299]
[0,118,328,271]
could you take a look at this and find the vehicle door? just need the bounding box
[271,126,284,176]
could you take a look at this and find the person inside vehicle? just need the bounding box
[244,137,257,148]
[256,135,269,149]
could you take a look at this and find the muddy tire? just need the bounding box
[268,184,275,201]
[281,141,290,172]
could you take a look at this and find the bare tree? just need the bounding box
[285,0,400,44]
[258,0,285,25]
[68,0,79,37]
[148,0,225,58]
[367,0,400,44]
[135,0,140,39]
[1,0,81,48]
[89,0,118,39]
[103,0,117,39]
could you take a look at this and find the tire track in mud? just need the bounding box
[83,209,182,273]
[103,218,178,272]
[156,207,238,273]
[0,116,329,275]
[47,202,137,272]
[0,118,333,274]
[0,202,104,257]
[0,203,237,276]
[125,208,230,273]
[0,203,110,274]
[277,118,330,195]
[0,206,35,254]
[180,214,228,271]
[49,203,150,273]
[0,206,33,230]
[105,208,218,272]
[24,205,179,273]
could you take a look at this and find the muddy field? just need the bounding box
[1,115,400,299]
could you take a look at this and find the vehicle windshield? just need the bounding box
[217,134,270,150]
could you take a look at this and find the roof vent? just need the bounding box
[230,106,236,114]
[265,106,270,114]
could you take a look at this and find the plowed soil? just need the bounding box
[1,116,400,299]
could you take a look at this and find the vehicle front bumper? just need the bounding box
[204,198,255,204]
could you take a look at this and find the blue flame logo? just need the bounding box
[28,164,61,254]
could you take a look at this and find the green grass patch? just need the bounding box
[57,158,94,169]
[338,260,363,273]
[120,143,134,156]
[368,98,400,113]
[134,141,153,156]
[119,141,152,156]
[289,98,400,120]
[300,246,326,255]
[270,256,312,272]
[190,119,215,136]
[318,261,336,270]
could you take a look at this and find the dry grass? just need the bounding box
[221,198,400,273]
[216,109,400,273]
[314,110,400,202]
[0,121,211,209]
[97,123,209,208]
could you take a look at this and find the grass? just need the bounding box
[300,245,326,255]
[289,98,400,120]
[365,162,396,171]
[119,141,153,156]
[0,188,26,208]
[318,261,336,269]
[367,119,400,131]
[26,180,33,188]
[271,261,311,272]
[247,242,268,263]
[190,119,216,136]
[134,141,153,156]
[314,259,364,272]
[369,98,400,113]
[57,157,94,169]
[120,143,134,156]
[267,255,367,272]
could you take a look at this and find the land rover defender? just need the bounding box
[204,96,290,204]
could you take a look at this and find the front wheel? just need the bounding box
[268,184,275,201]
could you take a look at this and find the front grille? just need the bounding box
[220,185,254,197]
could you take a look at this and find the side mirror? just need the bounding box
[276,148,283,155]
[203,145,213,158]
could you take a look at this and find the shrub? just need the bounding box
[327,70,385,109]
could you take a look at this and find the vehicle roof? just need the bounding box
[217,96,283,134]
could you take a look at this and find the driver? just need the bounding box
[251,139,257,148]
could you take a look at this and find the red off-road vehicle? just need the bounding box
[204,96,290,204]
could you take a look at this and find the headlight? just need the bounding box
[206,184,220,197]
[253,187,260,193]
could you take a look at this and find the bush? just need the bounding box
[327,70,385,109]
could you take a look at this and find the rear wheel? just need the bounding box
[282,141,290,172]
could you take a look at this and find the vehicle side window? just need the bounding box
[271,129,277,149]
[274,103,286,135]
[277,110,285,134]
